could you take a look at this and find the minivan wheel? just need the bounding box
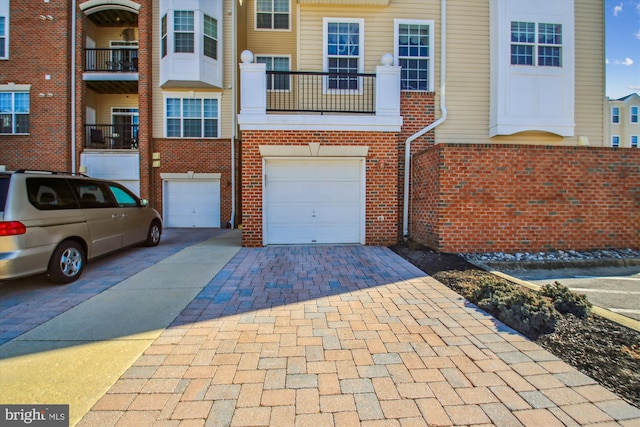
[47,240,85,284]
[144,221,161,247]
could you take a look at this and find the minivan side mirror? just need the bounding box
[140,199,149,207]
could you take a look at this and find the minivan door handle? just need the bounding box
[112,214,119,220]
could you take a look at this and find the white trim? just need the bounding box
[258,144,369,157]
[160,172,221,181]
[0,83,30,92]
[393,19,435,92]
[238,113,402,132]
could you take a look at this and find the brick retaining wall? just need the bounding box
[410,144,640,253]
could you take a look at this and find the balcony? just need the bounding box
[238,51,402,132]
[85,124,139,150]
[265,71,376,114]
[83,48,139,94]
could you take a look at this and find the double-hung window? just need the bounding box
[611,136,620,148]
[166,95,219,138]
[511,21,562,67]
[257,56,290,91]
[0,0,7,59]
[631,136,638,148]
[204,15,218,59]
[325,19,363,90]
[395,20,433,91]
[256,0,289,30]
[631,106,638,124]
[612,107,620,124]
[174,11,194,53]
[0,92,29,134]
[161,14,167,58]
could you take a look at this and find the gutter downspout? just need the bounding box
[71,0,77,173]
[403,0,448,238]
[229,0,237,228]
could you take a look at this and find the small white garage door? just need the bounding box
[265,159,364,244]
[164,181,221,228]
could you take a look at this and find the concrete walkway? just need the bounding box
[1,232,638,426]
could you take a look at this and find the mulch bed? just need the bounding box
[390,243,640,408]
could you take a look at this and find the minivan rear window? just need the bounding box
[0,175,9,212]
[27,178,80,210]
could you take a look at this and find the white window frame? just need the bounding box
[323,18,365,95]
[611,135,620,148]
[203,14,218,59]
[0,85,30,135]
[255,0,290,31]
[173,10,195,54]
[631,135,638,148]
[611,107,620,124]
[394,19,434,92]
[256,55,291,91]
[0,0,7,60]
[510,21,562,67]
[164,93,221,139]
[161,14,167,58]
[631,106,638,124]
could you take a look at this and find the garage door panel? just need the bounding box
[265,159,364,245]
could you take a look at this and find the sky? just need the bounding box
[606,0,640,99]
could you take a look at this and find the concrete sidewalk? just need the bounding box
[0,229,242,426]
[71,244,638,426]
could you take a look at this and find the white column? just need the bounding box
[239,50,267,116]
[376,53,401,117]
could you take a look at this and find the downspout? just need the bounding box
[70,0,77,173]
[402,0,448,238]
[228,0,237,228]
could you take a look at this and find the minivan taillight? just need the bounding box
[0,221,27,236]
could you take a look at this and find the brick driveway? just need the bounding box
[78,245,640,426]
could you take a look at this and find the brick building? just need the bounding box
[2,0,637,252]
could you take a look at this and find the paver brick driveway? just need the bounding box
[79,245,640,426]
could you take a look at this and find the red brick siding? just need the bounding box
[153,139,234,227]
[241,131,399,247]
[411,144,640,253]
[0,1,72,171]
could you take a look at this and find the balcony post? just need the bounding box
[239,50,267,116]
[376,53,401,117]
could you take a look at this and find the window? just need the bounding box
[396,20,433,91]
[612,136,620,148]
[612,107,620,124]
[0,16,6,59]
[632,136,638,148]
[161,14,167,58]
[257,56,290,90]
[0,92,29,134]
[174,11,194,53]
[511,21,562,67]
[256,0,289,30]
[325,19,363,90]
[204,15,218,59]
[631,106,638,123]
[166,96,219,138]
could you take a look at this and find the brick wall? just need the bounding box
[241,130,399,247]
[411,144,640,253]
[0,1,71,171]
[153,139,234,227]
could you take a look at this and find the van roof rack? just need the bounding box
[13,169,89,177]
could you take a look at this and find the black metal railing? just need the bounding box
[85,124,139,149]
[265,71,376,114]
[85,49,139,72]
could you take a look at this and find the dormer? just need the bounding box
[160,0,223,89]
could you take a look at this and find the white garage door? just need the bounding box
[265,159,364,244]
[164,181,221,228]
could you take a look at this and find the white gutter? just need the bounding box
[402,0,448,237]
[71,0,77,173]
[228,0,237,228]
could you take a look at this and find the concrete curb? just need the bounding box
[469,260,640,333]
[480,257,640,271]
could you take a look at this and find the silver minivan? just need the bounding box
[0,170,162,284]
